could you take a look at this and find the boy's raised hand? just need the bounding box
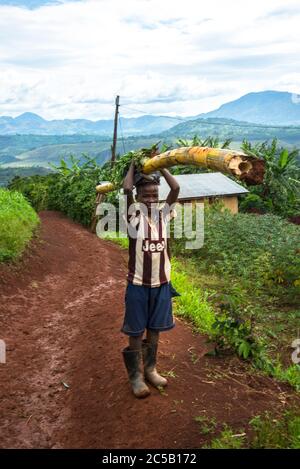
[159,168,180,206]
[123,160,135,208]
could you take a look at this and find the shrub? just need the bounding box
[173,206,300,300]
[0,188,39,262]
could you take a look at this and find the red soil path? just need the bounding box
[0,211,298,448]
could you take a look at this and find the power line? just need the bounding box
[120,105,148,115]
[120,104,184,122]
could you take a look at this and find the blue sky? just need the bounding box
[0,0,299,119]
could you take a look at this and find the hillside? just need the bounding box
[200,91,300,125]
[0,134,111,165]
[0,135,166,169]
[162,117,300,147]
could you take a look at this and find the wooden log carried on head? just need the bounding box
[95,146,265,195]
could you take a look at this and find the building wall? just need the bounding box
[219,196,238,214]
[176,195,239,214]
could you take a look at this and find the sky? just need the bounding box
[0,0,300,120]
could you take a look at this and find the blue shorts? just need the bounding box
[121,281,179,337]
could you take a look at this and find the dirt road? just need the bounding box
[0,211,297,448]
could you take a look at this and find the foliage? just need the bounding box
[0,188,39,262]
[249,411,300,449]
[211,301,263,360]
[100,142,161,188]
[194,416,217,435]
[176,135,232,149]
[173,204,300,301]
[269,363,300,392]
[205,410,300,449]
[8,155,103,226]
[6,142,167,226]
[204,424,246,449]
[241,138,300,217]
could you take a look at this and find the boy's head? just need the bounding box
[134,172,160,210]
[136,181,159,207]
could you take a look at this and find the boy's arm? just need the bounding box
[123,160,135,212]
[160,168,180,207]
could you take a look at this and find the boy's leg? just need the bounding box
[146,328,158,345]
[129,334,143,350]
[142,329,168,388]
[122,332,150,398]
[142,282,175,388]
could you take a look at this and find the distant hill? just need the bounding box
[162,116,300,146]
[199,91,300,125]
[0,112,184,136]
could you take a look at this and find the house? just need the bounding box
[158,172,249,214]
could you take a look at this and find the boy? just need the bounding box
[121,160,180,398]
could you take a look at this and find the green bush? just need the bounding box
[0,188,39,262]
[241,139,300,218]
[173,206,300,300]
[8,155,104,227]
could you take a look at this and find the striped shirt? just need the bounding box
[126,203,177,287]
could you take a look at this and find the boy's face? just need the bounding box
[136,183,159,211]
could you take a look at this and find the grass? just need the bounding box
[249,411,300,449]
[204,425,246,449]
[170,258,216,336]
[194,416,218,435]
[99,230,129,249]
[204,411,300,449]
[0,188,40,262]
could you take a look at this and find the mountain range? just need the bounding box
[1,91,300,136]
[0,113,184,136]
[197,90,300,125]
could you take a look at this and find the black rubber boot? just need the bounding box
[122,347,150,398]
[142,339,168,388]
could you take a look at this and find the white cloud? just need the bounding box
[0,0,299,119]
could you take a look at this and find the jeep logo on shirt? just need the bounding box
[142,239,166,252]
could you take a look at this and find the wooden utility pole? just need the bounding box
[91,95,120,232]
[111,95,120,165]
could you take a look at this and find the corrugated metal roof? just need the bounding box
[157,172,249,201]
